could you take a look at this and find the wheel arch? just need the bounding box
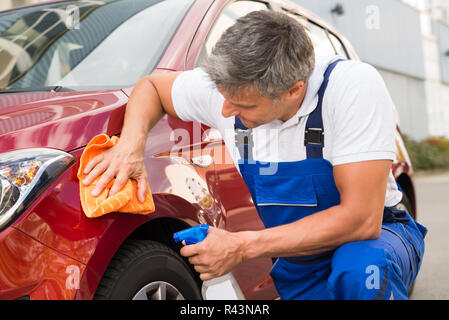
[79,194,203,299]
[396,173,417,219]
[126,216,202,288]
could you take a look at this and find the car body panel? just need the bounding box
[0,225,86,300]
[10,137,221,298]
[0,90,128,153]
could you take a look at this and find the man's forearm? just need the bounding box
[240,204,381,260]
[240,161,389,261]
[120,76,165,150]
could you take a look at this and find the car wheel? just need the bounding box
[395,192,416,297]
[396,191,414,219]
[94,239,202,300]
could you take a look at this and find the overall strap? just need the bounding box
[234,117,253,160]
[305,58,345,159]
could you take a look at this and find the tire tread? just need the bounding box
[94,239,198,300]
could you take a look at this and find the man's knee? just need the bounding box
[327,241,397,299]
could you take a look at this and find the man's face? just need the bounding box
[219,86,284,129]
[218,82,305,129]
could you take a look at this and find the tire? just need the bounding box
[395,192,416,297]
[94,239,202,300]
[396,191,414,219]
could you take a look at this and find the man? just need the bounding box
[82,10,426,299]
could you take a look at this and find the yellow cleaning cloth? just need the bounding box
[77,134,155,218]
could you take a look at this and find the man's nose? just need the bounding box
[221,100,239,118]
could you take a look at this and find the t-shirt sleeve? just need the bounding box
[328,62,397,166]
[171,67,224,128]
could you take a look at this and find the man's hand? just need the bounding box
[180,227,246,281]
[81,139,148,203]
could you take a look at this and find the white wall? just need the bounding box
[294,0,449,139]
[432,21,449,84]
[377,68,429,139]
[293,0,426,79]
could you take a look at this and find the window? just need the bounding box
[328,32,349,58]
[0,0,194,90]
[304,21,337,60]
[284,11,341,60]
[195,0,268,67]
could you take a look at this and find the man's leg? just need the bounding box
[327,226,414,300]
[271,258,333,300]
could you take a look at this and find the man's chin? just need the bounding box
[239,118,262,129]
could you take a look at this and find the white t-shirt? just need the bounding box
[171,55,403,207]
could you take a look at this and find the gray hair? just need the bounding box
[201,10,315,100]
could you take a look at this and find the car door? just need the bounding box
[187,0,279,300]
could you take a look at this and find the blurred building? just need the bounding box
[294,0,449,140]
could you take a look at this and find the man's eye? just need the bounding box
[238,105,256,109]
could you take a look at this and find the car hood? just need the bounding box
[0,90,129,153]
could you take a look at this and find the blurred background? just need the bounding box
[293,0,449,173]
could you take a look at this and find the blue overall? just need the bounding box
[235,59,427,300]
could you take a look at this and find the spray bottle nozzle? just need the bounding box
[173,224,209,245]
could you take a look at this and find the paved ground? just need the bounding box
[409,171,449,300]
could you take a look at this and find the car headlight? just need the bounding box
[0,148,76,231]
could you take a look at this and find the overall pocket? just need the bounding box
[383,207,426,268]
[382,219,426,287]
[254,174,317,207]
[381,225,415,276]
[401,218,426,269]
[253,174,318,227]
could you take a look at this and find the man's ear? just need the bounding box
[285,80,305,100]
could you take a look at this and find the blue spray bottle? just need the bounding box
[173,224,245,300]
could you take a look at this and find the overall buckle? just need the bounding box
[304,128,324,147]
[235,128,253,147]
[235,128,253,160]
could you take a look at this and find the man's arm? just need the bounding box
[181,159,390,280]
[120,72,182,147]
[82,72,182,202]
[241,159,390,259]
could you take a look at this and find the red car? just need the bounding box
[0,0,417,300]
